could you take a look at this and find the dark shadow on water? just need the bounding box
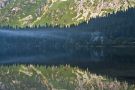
[0,8,135,83]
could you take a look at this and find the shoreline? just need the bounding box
[0,65,134,90]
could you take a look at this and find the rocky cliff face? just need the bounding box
[0,0,135,28]
[72,0,134,22]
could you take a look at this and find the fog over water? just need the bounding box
[0,8,135,83]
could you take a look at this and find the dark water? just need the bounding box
[0,29,135,84]
[0,8,135,83]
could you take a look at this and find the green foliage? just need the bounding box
[0,65,134,90]
[0,0,135,28]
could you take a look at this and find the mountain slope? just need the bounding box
[0,0,135,28]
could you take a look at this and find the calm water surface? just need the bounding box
[0,8,135,83]
[0,29,135,83]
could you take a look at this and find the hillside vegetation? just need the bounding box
[0,0,135,28]
[0,65,135,90]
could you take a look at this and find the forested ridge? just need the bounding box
[0,0,135,28]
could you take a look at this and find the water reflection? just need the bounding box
[0,29,135,83]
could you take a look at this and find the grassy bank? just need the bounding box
[0,65,134,90]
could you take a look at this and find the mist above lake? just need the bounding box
[0,8,135,83]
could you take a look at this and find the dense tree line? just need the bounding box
[0,8,135,46]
